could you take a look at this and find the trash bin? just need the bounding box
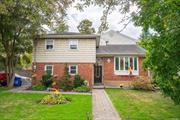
[14,77,22,87]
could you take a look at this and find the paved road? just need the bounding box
[93,89,121,120]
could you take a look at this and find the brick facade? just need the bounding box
[32,57,147,87]
[32,63,93,87]
[101,56,148,86]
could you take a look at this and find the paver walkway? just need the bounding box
[93,89,121,120]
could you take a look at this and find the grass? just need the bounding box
[106,89,180,120]
[0,92,92,120]
[0,86,11,92]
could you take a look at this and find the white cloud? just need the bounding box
[67,4,142,39]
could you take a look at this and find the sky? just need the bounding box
[66,4,142,39]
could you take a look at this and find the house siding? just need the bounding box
[101,56,148,86]
[33,39,96,63]
[32,63,93,87]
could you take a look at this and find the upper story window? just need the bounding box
[69,65,78,75]
[45,39,54,50]
[114,56,138,75]
[44,65,53,75]
[69,40,78,49]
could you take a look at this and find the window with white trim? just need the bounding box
[45,39,54,50]
[69,40,78,49]
[114,56,138,75]
[45,65,53,75]
[69,65,78,75]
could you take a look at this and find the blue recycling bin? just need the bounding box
[14,77,22,87]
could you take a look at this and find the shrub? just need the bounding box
[74,86,90,92]
[132,76,154,91]
[41,73,53,87]
[59,64,73,91]
[40,92,71,105]
[73,74,85,88]
[32,84,46,91]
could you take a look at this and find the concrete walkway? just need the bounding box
[93,89,121,120]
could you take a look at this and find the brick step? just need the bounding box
[93,85,105,89]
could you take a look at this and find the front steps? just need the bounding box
[93,83,105,89]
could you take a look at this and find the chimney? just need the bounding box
[105,41,109,46]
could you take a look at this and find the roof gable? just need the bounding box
[100,30,137,45]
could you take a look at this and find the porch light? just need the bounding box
[33,64,37,72]
[107,58,111,63]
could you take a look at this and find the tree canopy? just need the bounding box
[0,0,73,86]
[77,19,95,34]
[137,0,180,104]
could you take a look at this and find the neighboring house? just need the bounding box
[32,31,147,87]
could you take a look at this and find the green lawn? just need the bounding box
[0,92,92,120]
[106,89,180,120]
[0,87,11,92]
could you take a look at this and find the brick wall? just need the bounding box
[32,63,93,87]
[102,56,148,86]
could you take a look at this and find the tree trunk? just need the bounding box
[5,56,15,88]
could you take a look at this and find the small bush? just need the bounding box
[59,64,73,91]
[41,73,53,87]
[61,79,73,91]
[73,74,85,88]
[132,76,154,91]
[32,84,46,91]
[40,92,71,105]
[74,86,90,92]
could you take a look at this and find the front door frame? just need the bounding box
[94,64,103,85]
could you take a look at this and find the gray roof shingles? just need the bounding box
[96,45,146,56]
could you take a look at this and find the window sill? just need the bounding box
[114,70,139,76]
[44,49,55,52]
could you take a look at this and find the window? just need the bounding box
[69,40,78,49]
[45,39,54,50]
[134,57,137,70]
[125,57,129,70]
[69,65,78,75]
[115,57,119,70]
[130,57,133,69]
[120,57,124,70]
[114,56,138,75]
[45,65,53,75]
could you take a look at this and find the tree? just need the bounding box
[136,1,180,104]
[16,52,32,70]
[75,0,132,33]
[77,0,180,104]
[60,64,73,91]
[53,20,69,33]
[77,19,95,34]
[0,0,73,87]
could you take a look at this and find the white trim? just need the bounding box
[69,65,78,75]
[44,64,53,75]
[45,39,54,50]
[114,56,139,76]
[69,39,78,50]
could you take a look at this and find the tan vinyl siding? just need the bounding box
[34,39,96,63]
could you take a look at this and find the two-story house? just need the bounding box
[32,31,147,87]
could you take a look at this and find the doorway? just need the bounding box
[94,65,102,84]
